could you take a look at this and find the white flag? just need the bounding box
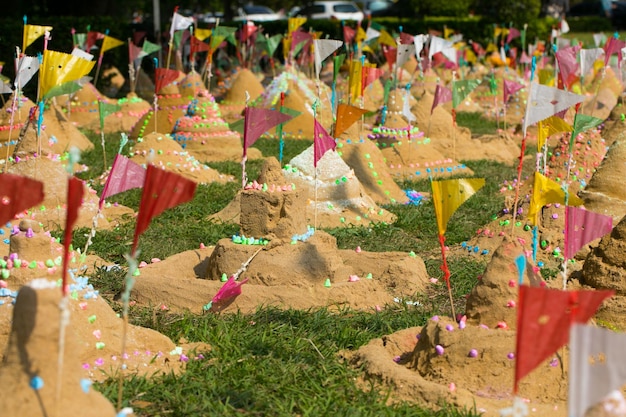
[593,32,607,48]
[402,88,415,123]
[580,48,605,77]
[396,43,415,69]
[365,27,380,43]
[414,34,428,60]
[569,324,626,417]
[313,39,343,79]
[14,55,39,90]
[522,82,585,136]
[429,36,454,59]
[71,47,94,61]
[170,12,194,38]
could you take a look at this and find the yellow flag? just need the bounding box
[464,49,477,64]
[23,24,53,51]
[378,30,397,47]
[527,172,584,225]
[348,59,362,99]
[355,26,366,44]
[362,44,374,54]
[538,69,555,86]
[288,17,307,35]
[101,35,124,54]
[486,43,498,53]
[494,27,502,38]
[39,49,95,99]
[444,27,455,40]
[537,116,572,151]
[195,28,212,41]
[432,178,485,235]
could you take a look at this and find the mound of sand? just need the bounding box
[59,82,112,128]
[219,68,265,122]
[83,93,152,134]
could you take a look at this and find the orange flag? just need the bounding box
[335,104,368,137]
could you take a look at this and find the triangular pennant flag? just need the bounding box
[129,43,143,63]
[361,66,384,90]
[142,40,161,56]
[208,277,250,312]
[39,49,95,100]
[593,33,607,48]
[313,119,336,167]
[98,100,122,130]
[503,79,524,103]
[382,45,397,68]
[579,48,604,78]
[154,68,179,94]
[291,29,313,56]
[365,27,380,43]
[514,286,613,392]
[71,47,94,61]
[44,81,83,99]
[313,39,343,79]
[101,35,124,53]
[239,22,258,43]
[335,104,368,137]
[0,174,44,226]
[288,17,307,35]
[74,32,87,50]
[86,31,105,51]
[132,166,197,254]
[570,114,603,150]
[555,44,581,90]
[348,59,362,99]
[537,116,572,151]
[263,34,283,56]
[527,172,584,226]
[452,79,481,109]
[431,84,452,114]
[195,28,212,41]
[23,24,53,51]
[62,176,84,295]
[429,36,454,59]
[522,82,585,136]
[506,27,521,44]
[431,178,485,235]
[402,88,416,123]
[99,154,147,208]
[396,43,416,68]
[243,107,293,155]
[355,26,366,44]
[570,324,626,417]
[399,32,414,45]
[210,26,237,49]
[343,25,356,45]
[603,36,626,66]
[378,30,397,47]
[14,55,39,90]
[414,34,428,58]
[190,35,210,55]
[170,11,194,38]
[564,206,613,260]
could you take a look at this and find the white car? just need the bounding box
[292,1,365,20]
[234,5,285,22]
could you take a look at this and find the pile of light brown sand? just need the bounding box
[83,93,152,134]
[219,68,265,122]
[59,82,112,128]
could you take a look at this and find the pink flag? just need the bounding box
[132,166,197,254]
[343,25,356,44]
[555,44,581,90]
[128,42,143,63]
[99,154,147,209]
[361,66,384,91]
[0,174,44,226]
[603,36,626,66]
[431,84,452,115]
[243,107,293,157]
[506,27,521,44]
[154,68,180,94]
[382,45,397,68]
[208,276,249,312]
[313,119,336,167]
[399,32,414,45]
[62,177,84,296]
[291,29,313,54]
[503,79,524,103]
[564,206,613,260]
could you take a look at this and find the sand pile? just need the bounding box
[83,93,152,134]
[60,82,112,128]
[0,94,35,153]
[219,68,265,122]
[129,132,234,184]
[580,67,623,121]
[283,145,396,227]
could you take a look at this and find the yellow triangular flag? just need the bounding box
[378,30,397,47]
[39,49,95,99]
[538,69,555,86]
[23,24,53,51]
[444,27,455,40]
[486,43,498,53]
[348,59,362,99]
[355,26,367,44]
[362,44,374,54]
[195,28,212,41]
[527,172,584,225]
[101,35,125,54]
[288,17,307,35]
[494,27,502,38]
[432,178,485,236]
[537,116,572,151]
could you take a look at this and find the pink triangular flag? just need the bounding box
[99,154,147,209]
[243,107,293,157]
[555,44,581,90]
[399,32,414,45]
[313,119,336,167]
[209,276,249,312]
[431,84,452,115]
[564,206,613,260]
[603,36,626,66]
[522,82,585,135]
[291,29,313,54]
[503,79,524,103]
[506,27,521,44]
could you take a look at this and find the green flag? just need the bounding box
[99,101,122,130]
[452,79,481,109]
[570,114,603,152]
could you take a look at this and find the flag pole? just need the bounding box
[241,91,250,188]
[278,92,285,165]
[439,234,456,320]
[4,47,21,172]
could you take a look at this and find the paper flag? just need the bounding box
[603,36,626,66]
[402,88,416,123]
[429,36,454,60]
[14,55,39,90]
[261,34,283,57]
[209,26,237,50]
[288,17,307,35]
[99,155,146,208]
[142,40,161,56]
[431,178,485,236]
[101,35,124,54]
[190,35,210,55]
[570,114,603,151]
[414,34,428,58]
[209,277,249,312]
[555,45,580,90]
[62,177,84,296]
[129,43,143,63]
[452,79,481,109]
[527,172,583,225]
[243,107,293,156]
[396,43,416,69]
[239,22,258,43]
[431,84,452,114]
[313,39,343,79]
[506,27,521,44]
[0,174,44,226]
[71,47,94,61]
[537,116,572,151]
[154,68,179,94]
[98,100,122,130]
[503,79,524,103]
[86,31,105,51]
[132,166,197,254]
[593,33,607,48]
[23,24,53,51]
[382,45,397,68]
[343,25,356,45]
[569,324,626,417]
[514,286,613,392]
[564,206,613,260]
[522,82,585,136]
[335,104,368,138]
[361,66,384,91]
[195,28,212,41]
[348,59,362,99]
[378,30,397,47]
[170,11,194,38]
[365,27,380,42]
[39,50,95,100]
[291,30,313,56]
[313,119,336,167]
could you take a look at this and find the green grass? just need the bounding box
[71,127,508,416]
[454,112,500,136]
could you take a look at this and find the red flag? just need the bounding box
[62,177,85,296]
[313,119,336,167]
[132,166,197,254]
[564,206,613,260]
[190,36,210,56]
[343,25,356,45]
[603,36,626,66]
[99,154,147,209]
[503,79,524,103]
[154,68,180,94]
[239,22,258,43]
[243,107,293,157]
[555,44,581,90]
[291,29,313,54]
[132,31,147,46]
[86,31,104,51]
[129,42,143,63]
[361,66,384,91]
[514,286,613,393]
[0,174,45,226]
[431,84,452,115]
[209,276,249,312]
[399,32,414,45]
[382,45,396,68]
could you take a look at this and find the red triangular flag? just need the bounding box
[132,166,197,254]
[399,32,414,45]
[209,277,249,312]
[603,36,626,66]
[0,173,45,226]
[382,45,397,68]
[133,31,147,46]
[361,66,384,91]
[239,22,258,43]
[313,119,336,167]
[99,154,147,209]
[506,27,521,44]
[154,68,180,94]
[431,84,452,115]
[86,31,104,51]
[190,36,210,56]
[243,107,293,157]
[514,286,613,393]
[343,25,356,45]
[128,42,143,63]
[503,79,524,103]
[291,29,313,54]
[564,206,613,260]
[62,177,85,296]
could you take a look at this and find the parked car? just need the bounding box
[566,0,626,28]
[291,1,365,20]
[234,5,285,22]
[356,0,398,17]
